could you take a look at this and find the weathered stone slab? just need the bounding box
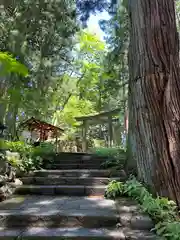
[115,198,140,213]
[116,198,155,231]
[54,159,105,165]
[0,197,118,228]
[0,196,27,210]
[122,228,163,240]
[15,186,55,195]
[55,185,85,196]
[130,214,154,230]
[31,170,116,178]
[15,185,107,196]
[21,227,126,239]
[0,227,162,240]
[84,186,106,196]
[0,228,22,240]
[0,214,118,228]
[21,177,122,186]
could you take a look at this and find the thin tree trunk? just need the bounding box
[0,101,7,123]
[128,0,180,206]
[5,102,19,139]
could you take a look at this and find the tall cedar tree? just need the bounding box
[128,0,180,206]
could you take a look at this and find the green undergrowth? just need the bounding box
[0,140,55,173]
[91,146,126,170]
[105,177,180,240]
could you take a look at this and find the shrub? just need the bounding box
[32,142,55,158]
[92,146,126,169]
[4,141,32,154]
[93,146,126,157]
[105,177,180,239]
[19,155,43,172]
[1,140,55,173]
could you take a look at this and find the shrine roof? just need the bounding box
[19,117,64,132]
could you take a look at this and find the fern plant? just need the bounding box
[105,180,124,199]
[105,176,180,239]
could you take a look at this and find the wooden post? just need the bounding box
[108,116,113,147]
[112,124,116,146]
[55,135,58,153]
[82,120,88,152]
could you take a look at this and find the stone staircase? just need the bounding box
[0,153,161,239]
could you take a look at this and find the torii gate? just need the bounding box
[75,107,127,152]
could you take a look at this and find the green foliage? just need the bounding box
[0,5,125,138]
[5,151,21,168]
[93,146,126,157]
[97,1,129,111]
[0,0,127,141]
[52,30,111,131]
[0,139,6,149]
[5,141,31,154]
[31,142,55,158]
[0,52,28,76]
[79,30,105,53]
[92,146,126,169]
[105,177,180,239]
[19,155,43,173]
[55,95,95,127]
[0,0,78,134]
[2,140,55,172]
[105,180,124,199]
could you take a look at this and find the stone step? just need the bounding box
[46,163,103,170]
[51,159,106,165]
[0,196,117,229]
[0,227,162,239]
[115,199,155,232]
[0,210,154,230]
[30,169,126,178]
[53,152,126,160]
[53,153,110,161]
[0,196,154,231]
[20,177,122,185]
[15,185,106,196]
[0,211,118,229]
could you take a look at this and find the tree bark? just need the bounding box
[128,0,180,206]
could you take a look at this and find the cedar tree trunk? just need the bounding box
[128,0,180,206]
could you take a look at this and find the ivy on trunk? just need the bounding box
[128,0,180,206]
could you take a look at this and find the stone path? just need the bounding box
[0,153,162,239]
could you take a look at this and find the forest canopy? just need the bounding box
[0,0,128,137]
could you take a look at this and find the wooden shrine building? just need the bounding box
[19,117,64,143]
